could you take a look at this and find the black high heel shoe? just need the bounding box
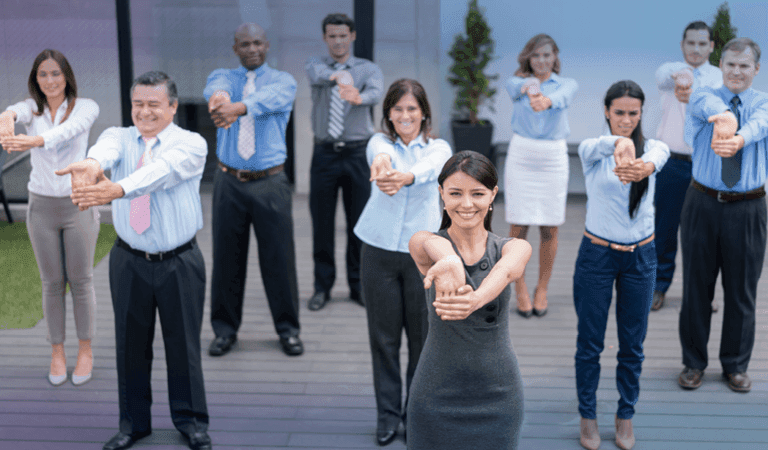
[532,288,548,317]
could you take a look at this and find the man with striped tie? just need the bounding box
[305,13,383,311]
[204,23,303,358]
[678,38,766,394]
[56,71,212,450]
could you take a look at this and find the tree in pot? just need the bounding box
[448,0,498,159]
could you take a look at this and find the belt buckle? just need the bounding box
[332,141,345,152]
[717,191,727,203]
[144,251,162,261]
[235,170,249,182]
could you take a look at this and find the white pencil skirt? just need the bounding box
[504,134,569,226]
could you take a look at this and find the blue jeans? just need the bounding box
[573,235,656,419]
[653,157,692,292]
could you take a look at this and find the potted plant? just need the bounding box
[447,0,498,160]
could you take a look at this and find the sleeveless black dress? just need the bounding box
[406,230,524,449]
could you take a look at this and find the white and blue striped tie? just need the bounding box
[328,63,346,140]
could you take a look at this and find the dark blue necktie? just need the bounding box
[721,96,742,188]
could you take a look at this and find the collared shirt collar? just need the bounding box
[542,72,562,85]
[721,85,754,104]
[324,55,358,68]
[236,63,269,78]
[136,122,176,146]
[394,133,427,150]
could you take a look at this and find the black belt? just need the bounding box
[116,237,196,262]
[669,152,692,162]
[316,139,369,152]
[219,162,284,182]
[691,179,766,203]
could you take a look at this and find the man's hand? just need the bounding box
[210,102,247,129]
[433,285,479,321]
[423,255,466,298]
[0,134,44,152]
[614,159,655,184]
[674,84,692,103]
[709,111,738,141]
[208,91,230,114]
[528,93,552,112]
[55,159,104,208]
[711,134,745,158]
[338,84,362,105]
[614,137,636,168]
[70,172,125,210]
[0,111,15,138]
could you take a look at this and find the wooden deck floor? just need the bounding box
[0,191,766,450]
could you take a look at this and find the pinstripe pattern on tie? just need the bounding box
[328,63,346,140]
[721,96,742,188]
[237,71,257,160]
[130,137,156,235]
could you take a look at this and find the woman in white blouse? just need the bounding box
[0,49,100,386]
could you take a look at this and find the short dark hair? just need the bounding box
[28,49,78,123]
[130,71,178,105]
[322,13,355,34]
[438,151,498,232]
[682,21,713,42]
[380,79,433,142]
[722,37,761,64]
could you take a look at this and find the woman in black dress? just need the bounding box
[407,151,532,449]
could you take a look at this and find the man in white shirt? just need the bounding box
[652,21,722,311]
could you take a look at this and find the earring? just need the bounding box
[489,205,493,211]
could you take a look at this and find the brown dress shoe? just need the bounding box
[678,367,703,390]
[615,416,635,450]
[651,290,664,311]
[723,372,751,392]
[579,418,601,450]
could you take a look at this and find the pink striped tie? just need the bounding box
[129,137,155,234]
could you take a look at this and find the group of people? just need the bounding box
[1,11,765,450]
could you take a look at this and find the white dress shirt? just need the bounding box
[655,62,721,154]
[6,98,99,197]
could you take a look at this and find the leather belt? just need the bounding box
[691,179,766,203]
[584,231,654,253]
[116,237,196,262]
[219,162,284,182]
[669,151,692,162]
[316,139,369,152]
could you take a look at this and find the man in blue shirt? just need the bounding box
[678,38,766,393]
[57,72,212,450]
[204,23,303,358]
[305,13,383,311]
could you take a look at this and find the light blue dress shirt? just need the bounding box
[354,133,452,253]
[203,64,297,171]
[685,85,768,192]
[87,123,207,253]
[506,73,578,140]
[579,136,669,244]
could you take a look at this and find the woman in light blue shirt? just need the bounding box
[505,34,578,318]
[574,80,669,450]
[354,79,451,446]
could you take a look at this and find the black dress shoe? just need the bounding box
[208,335,236,357]
[280,335,304,356]
[307,291,330,311]
[376,428,397,446]
[186,431,212,450]
[103,431,150,450]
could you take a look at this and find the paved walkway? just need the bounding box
[0,191,766,449]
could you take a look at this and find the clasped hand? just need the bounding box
[528,93,552,112]
[369,154,413,196]
[208,92,246,129]
[423,257,478,321]
[613,138,653,184]
[55,159,124,211]
[708,111,743,157]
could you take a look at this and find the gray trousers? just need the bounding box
[27,192,99,344]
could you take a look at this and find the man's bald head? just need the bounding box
[232,23,269,70]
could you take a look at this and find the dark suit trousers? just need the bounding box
[361,243,428,430]
[679,185,766,374]
[210,169,300,339]
[109,240,208,437]
[310,141,371,296]
[653,156,692,293]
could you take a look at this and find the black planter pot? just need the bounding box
[450,120,494,160]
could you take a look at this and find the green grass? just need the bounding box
[0,221,117,330]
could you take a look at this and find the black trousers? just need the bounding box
[210,169,300,339]
[679,185,766,374]
[310,141,371,296]
[361,243,428,430]
[109,240,208,437]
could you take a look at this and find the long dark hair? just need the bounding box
[604,80,646,219]
[28,49,77,123]
[514,34,561,77]
[380,79,432,142]
[438,151,498,231]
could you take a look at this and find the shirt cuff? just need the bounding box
[117,177,139,198]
